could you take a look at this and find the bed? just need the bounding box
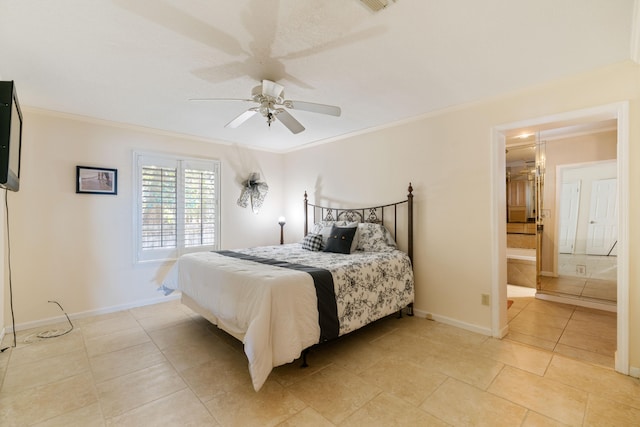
[162,184,415,391]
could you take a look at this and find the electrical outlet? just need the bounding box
[576,265,587,275]
[481,294,490,306]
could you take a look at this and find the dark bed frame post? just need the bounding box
[407,183,414,316]
[303,191,309,236]
[407,183,413,262]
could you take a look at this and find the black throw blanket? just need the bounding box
[215,250,339,342]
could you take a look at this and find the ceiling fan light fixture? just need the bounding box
[195,79,339,134]
[261,80,284,99]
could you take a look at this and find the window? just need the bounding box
[134,152,220,262]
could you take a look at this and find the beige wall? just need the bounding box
[283,60,640,369]
[2,110,285,328]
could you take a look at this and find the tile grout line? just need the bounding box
[550,305,576,354]
[79,320,109,424]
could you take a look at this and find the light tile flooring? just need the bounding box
[541,254,617,303]
[506,289,617,369]
[1,299,638,426]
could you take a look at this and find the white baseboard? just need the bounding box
[4,293,181,333]
[412,308,429,319]
[629,366,640,379]
[413,308,492,336]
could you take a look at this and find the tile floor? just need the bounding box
[1,299,639,426]
[541,254,617,303]
[506,289,617,369]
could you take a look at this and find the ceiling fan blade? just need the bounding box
[225,109,258,128]
[275,109,305,134]
[261,80,284,98]
[286,100,341,117]
[189,98,253,102]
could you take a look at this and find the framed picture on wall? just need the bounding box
[76,166,118,195]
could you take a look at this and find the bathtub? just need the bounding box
[507,247,536,288]
[506,247,536,261]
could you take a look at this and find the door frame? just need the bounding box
[491,101,629,375]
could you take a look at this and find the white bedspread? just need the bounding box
[162,243,413,391]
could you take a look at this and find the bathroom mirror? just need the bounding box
[505,140,539,290]
[537,124,617,304]
[506,143,536,224]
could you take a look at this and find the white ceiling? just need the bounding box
[0,0,637,152]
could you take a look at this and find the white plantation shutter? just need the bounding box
[141,166,177,250]
[183,165,217,248]
[135,153,220,262]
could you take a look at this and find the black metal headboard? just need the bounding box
[303,183,414,261]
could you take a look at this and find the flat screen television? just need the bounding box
[0,81,23,192]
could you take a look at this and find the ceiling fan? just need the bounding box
[191,80,341,134]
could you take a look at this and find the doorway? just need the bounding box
[491,102,629,375]
[544,160,618,304]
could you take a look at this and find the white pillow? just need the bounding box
[312,221,344,245]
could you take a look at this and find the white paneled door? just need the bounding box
[586,178,617,255]
[558,181,581,254]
